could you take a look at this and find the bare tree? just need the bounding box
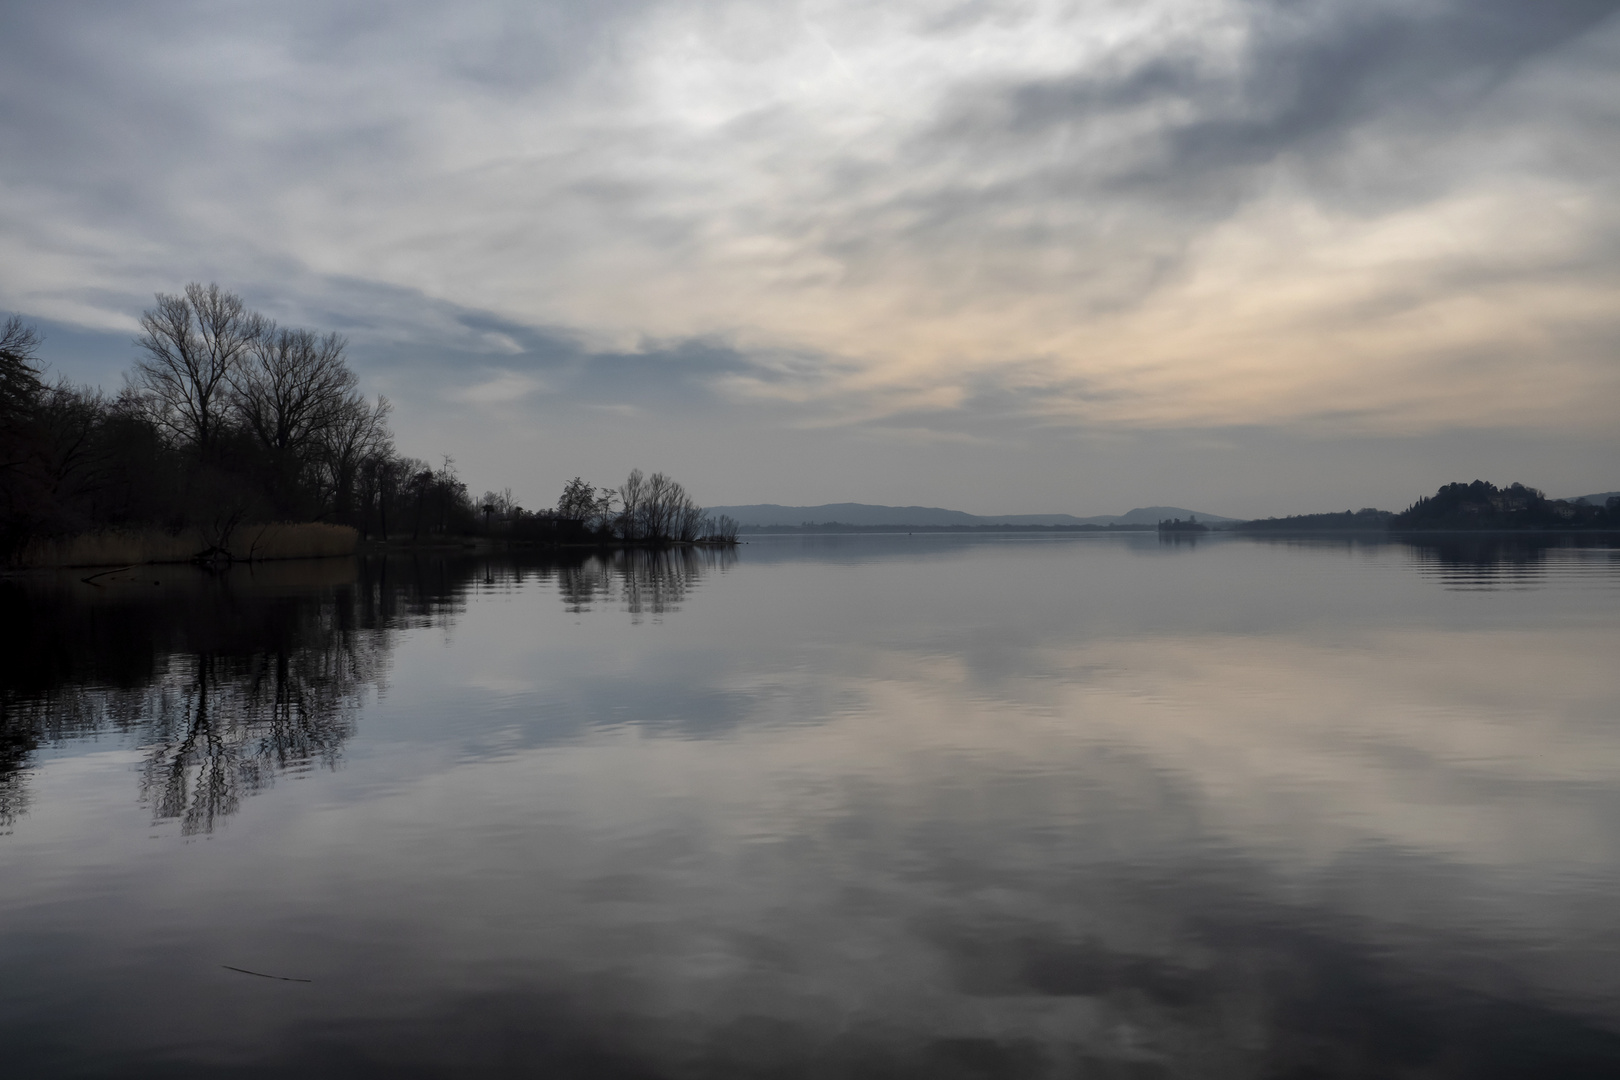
[133,283,264,457]
[706,514,740,543]
[593,485,616,531]
[641,471,672,541]
[643,472,705,542]
[617,468,646,541]
[557,477,597,522]
[607,468,712,543]
[232,326,356,507]
[672,489,705,542]
[364,453,411,540]
[0,317,47,555]
[1,317,44,488]
[319,394,392,523]
[0,315,44,426]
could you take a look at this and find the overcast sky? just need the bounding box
[3,0,1617,516]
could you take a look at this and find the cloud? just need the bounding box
[1,0,1617,494]
[449,370,546,406]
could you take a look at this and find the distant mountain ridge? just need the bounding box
[706,502,1239,528]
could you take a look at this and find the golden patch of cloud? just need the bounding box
[526,171,1618,435]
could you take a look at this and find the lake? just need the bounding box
[3,533,1619,1078]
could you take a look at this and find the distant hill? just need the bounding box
[1561,490,1620,506]
[706,502,1239,528]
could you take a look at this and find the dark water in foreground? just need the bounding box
[3,533,1619,1078]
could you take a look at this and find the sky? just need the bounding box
[2,0,1617,517]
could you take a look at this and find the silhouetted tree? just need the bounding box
[0,315,43,429]
[617,468,647,541]
[133,283,265,459]
[231,325,355,514]
[557,476,597,523]
[319,393,392,525]
[5,289,742,560]
[0,317,47,557]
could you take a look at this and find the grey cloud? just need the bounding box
[381,303,769,408]
[10,0,1616,320]
[1151,0,1618,199]
[936,0,1620,187]
[871,0,1620,272]
[4,0,1618,510]
[778,0,1620,362]
[0,0,644,241]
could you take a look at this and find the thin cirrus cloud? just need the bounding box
[2,0,1618,457]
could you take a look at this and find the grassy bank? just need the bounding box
[17,523,358,568]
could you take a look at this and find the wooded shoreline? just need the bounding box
[7,526,746,569]
[1,288,738,566]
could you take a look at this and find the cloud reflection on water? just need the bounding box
[1,535,1618,1076]
[0,548,736,830]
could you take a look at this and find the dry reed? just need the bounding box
[17,523,358,568]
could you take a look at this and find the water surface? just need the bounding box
[3,533,1619,1077]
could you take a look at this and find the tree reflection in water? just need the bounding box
[1,559,396,832]
[1239,533,1620,591]
[134,647,370,835]
[0,547,734,829]
[555,546,734,619]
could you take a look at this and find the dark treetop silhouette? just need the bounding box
[1,291,392,561]
[1,289,736,564]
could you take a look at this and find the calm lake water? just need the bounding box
[4,533,1619,1078]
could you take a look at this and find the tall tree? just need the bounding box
[0,317,46,555]
[0,315,44,432]
[319,394,392,524]
[231,330,361,514]
[232,326,356,512]
[133,283,264,458]
[618,468,646,541]
[557,477,598,522]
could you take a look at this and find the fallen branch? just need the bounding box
[80,565,136,587]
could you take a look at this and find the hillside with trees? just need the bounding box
[0,285,734,565]
[1392,481,1619,530]
[1236,483,1618,534]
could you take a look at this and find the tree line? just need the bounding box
[490,469,738,545]
[1237,482,1619,533]
[1235,508,1394,533]
[1,283,734,562]
[1391,481,1618,530]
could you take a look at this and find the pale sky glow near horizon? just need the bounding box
[2,0,1617,518]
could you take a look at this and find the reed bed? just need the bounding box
[234,523,357,561]
[17,523,358,568]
